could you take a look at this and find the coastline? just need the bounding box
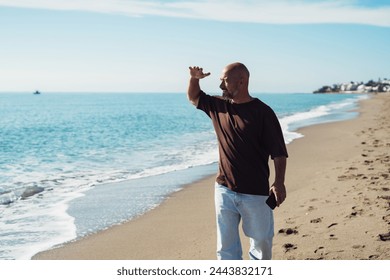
[33,92,390,260]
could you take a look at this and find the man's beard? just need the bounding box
[222,90,237,99]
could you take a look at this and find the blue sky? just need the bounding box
[0,0,389,93]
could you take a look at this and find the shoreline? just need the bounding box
[33,92,390,260]
[34,174,219,260]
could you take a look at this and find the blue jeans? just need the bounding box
[214,183,274,260]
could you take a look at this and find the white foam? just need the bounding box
[0,130,220,259]
[0,191,81,259]
[279,94,366,144]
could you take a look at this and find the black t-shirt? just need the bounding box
[197,91,288,196]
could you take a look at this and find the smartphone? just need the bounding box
[266,192,277,210]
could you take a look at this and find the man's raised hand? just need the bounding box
[189,66,211,79]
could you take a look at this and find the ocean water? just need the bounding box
[0,92,368,259]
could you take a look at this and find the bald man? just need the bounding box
[187,62,288,260]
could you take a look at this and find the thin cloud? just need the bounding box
[1,0,389,27]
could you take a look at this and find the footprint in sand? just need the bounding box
[283,243,297,253]
[379,232,390,241]
[348,211,359,218]
[352,245,366,249]
[382,214,390,224]
[278,228,299,235]
[314,246,324,254]
[313,246,329,258]
[329,234,338,240]
[310,217,322,223]
[347,206,364,218]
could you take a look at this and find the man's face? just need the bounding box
[220,69,240,99]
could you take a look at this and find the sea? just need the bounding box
[0,92,368,260]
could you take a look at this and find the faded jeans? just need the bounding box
[214,183,274,260]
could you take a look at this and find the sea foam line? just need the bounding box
[280,94,368,144]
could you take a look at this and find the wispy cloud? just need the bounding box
[1,0,390,27]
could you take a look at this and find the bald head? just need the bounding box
[220,62,251,101]
[224,62,250,81]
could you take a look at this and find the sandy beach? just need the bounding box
[33,92,390,260]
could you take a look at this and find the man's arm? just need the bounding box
[187,66,210,107]
[270,156,287,207]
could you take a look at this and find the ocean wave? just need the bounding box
[0,129,219,259]
[280,94,367,143]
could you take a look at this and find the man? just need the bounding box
[187,62,288,260]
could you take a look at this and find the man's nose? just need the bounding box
[219,81,225,90]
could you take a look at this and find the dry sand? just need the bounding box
[33,93,390,260]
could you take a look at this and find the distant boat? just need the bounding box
[33,90,41,95]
